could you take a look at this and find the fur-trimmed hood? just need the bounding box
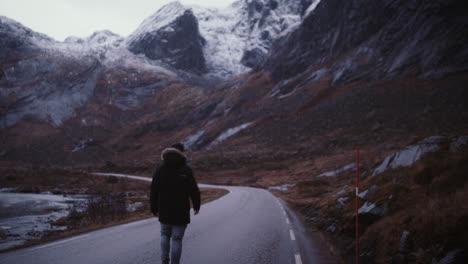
[161,148,187,167]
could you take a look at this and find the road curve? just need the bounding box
[0,173,335,264]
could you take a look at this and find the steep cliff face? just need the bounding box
[265,0,468,83]
[193,0,311,77]
[235,0,305,68]
[125,0,313,77]
[126,2,207,74]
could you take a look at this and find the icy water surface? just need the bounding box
[0,192,87,250]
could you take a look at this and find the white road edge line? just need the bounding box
[121,220,146,228]
[289,229,296,241]
[295,253,303,264]
[30,234,90,251]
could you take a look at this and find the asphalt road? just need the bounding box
[0,173,336,264]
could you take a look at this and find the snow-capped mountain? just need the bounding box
[2,0,318,83]
[126,2,207,74]
[0,15,181,129]
[190,0,305,77]
[3,0,467,173]
[126,0,317,78]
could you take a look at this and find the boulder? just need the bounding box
[126,3,207,74]
[373,136,449,175]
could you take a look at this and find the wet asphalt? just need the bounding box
[0,174,336,264]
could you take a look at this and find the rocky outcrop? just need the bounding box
[126,2,207,74]
[237,0,305,69]
[240,48,266,68]
[264,0,468,82]
[373,136,468,175]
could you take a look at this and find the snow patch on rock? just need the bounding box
[336,197,349,208]
[358,201,376,214]
[373,136,449,175]
[208,122,253,149]
[336,189,346,196]
[72,139,93,153]
[190,0,304,77]
[318,163,355,177]
[304,0,322,18]
[358,185,378,199]
[268,183,296,191]
[182,130,205,150]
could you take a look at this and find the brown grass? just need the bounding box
[276,148,468,263]
[358,150,468,263]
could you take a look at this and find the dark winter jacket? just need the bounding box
[150,148,201,225]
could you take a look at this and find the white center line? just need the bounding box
[295,253,303,264]
[286,217,290,225]
[289,229,296,241]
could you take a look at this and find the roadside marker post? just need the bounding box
[355,148,360,264]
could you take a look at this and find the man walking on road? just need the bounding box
[150,143,201,264]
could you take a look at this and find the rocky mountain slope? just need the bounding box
[1,0,467,166]
[126,3,207,74]
[265,0,468,83]
[126,0,316,77]
[0,0,315,130]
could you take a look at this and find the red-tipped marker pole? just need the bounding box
[356,148,360,264]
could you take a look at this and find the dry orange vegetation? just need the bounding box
[270,148,468,263]
[175,135,468,263]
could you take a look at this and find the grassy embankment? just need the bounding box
[273,147,468,263]
[165,140,468,262]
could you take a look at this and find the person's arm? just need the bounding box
[188,167,201,215]
[150,166,161,217]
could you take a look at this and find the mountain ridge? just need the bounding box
[1,0,467,168]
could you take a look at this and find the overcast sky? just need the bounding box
[0,0,235,41]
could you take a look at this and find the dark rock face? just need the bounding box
[299,0,314,16]
[241,48,267,68]
[238,0,306,69]
[127,10,207,75]
[265,0,468,82]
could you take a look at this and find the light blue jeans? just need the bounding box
[160,223,187,264]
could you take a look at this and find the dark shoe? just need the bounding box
[162,258,170,264]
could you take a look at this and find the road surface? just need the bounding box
[0,173,335,264]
